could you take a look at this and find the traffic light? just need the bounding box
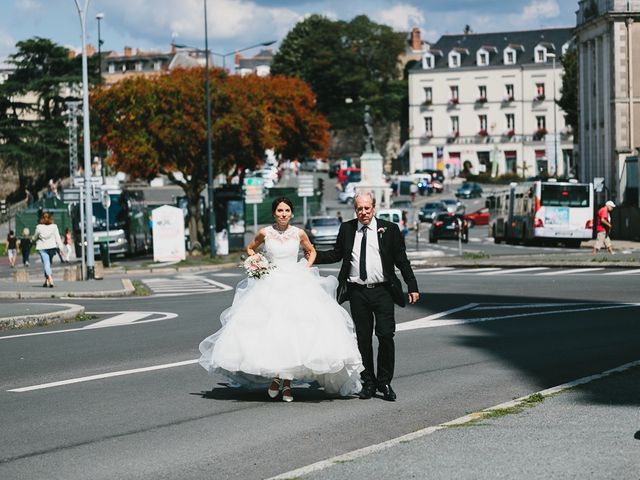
[0,199,6,215]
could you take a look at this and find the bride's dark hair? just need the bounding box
[271,197,294,214]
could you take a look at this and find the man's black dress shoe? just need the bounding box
[358,384,375,399]
[378,383,396,401]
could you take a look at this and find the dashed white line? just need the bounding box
[478,267,549,275]
[603,268,640,275]
[538,267,605,275]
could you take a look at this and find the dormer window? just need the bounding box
[535,46,547,63]
[477,50,489,66]
[422,53,435,69]
[448,51,461,68]
[504,47,516,65]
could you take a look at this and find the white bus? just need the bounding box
[488,180,593,248]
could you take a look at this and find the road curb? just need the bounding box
[0,279,135,299]
[267,359,640,480]
[0,303,85,330]
[104,261,240,276]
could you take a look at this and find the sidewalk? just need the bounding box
[272,362,640,480]
[0,278,134,299]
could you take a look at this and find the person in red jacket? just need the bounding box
[592,200,616,254]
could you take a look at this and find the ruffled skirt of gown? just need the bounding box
[198,259,363,396]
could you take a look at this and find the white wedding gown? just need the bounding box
[198,225,363,396]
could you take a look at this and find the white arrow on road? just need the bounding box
[83,311,178,328]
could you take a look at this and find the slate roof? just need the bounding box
[420,27,574,70]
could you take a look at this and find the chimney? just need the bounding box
[124,46,132,57]
[86,44,96,57]
[411,27,422,51]
[234,52,241,68]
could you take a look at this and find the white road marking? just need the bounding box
[396,304,478,331]
[143,276,233,296]
[413,267,455,273]
[0,311,179,339]
[603,268,640,275]
[432,267,502,274]
[266,359,640,480]
[478,267,549,275]
[8,359,198,393]
[211,272,242,277]
[473,302,591,311]
[538,267,605,275]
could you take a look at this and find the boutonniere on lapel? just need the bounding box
[377,227,387,238]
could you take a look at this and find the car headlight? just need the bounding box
[311,228,318,235]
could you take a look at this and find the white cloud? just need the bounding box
[522,0,560,21]
[15,0,42,12]
[104,0,300,49]
[373,3,425,31]
[0,28,16,66]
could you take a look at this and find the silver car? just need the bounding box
[305,216,341,246]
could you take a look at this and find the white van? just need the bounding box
[376,208,403,229]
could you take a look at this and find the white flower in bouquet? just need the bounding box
[243,253,275,279]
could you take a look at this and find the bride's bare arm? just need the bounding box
[247,230,266,256]
[299,230,316,267]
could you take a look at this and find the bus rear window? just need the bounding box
[541,184,590,207]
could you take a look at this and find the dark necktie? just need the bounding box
[359,225,368,281]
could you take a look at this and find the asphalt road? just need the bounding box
[1,269,639,479]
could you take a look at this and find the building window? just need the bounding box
[536,116,546,129]
[535,83,546,101]
[451,116,459,134]
[505,151,518,174]
[534,116,547,139]
[108,63,115,74]
[506,113,515,130]
[504,48,516,65]
[505,84,514,101]
[477,85,487,103]
[449,85,459,105]
[424,117,433,136]
[478,115,488,136]
[477,50,489,66]
[422,53,434,69]
[535,47,546,63]
[423,87,432,105]
[448,52,460,68]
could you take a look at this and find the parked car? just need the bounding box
[391,200,418,229]
[464,207,490,227]
[455,181,483,199]
[430,179,444,193]
[429,212,469,243]
[338,182,357,204]
[304,216,341,246]
[414,176,433,196]
[422,168,445,183]
[419,202,447,223]
[441,198,465,214]
[341,170,362,190]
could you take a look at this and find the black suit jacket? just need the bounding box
[315,218,418,306]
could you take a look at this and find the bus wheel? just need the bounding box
[492,227,502,244]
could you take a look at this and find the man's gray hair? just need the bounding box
[353,190,376,208]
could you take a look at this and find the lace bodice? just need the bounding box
[263,225,301,266]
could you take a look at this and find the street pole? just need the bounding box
[204,0,216,257]
[74,0,96,280]
[96,12,104,184]
[549,53,558,177]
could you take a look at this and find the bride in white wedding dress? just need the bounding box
[199,197,363,402]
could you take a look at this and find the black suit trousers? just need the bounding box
[348,284,395,386]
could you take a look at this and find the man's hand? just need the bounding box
[408,292,419,304]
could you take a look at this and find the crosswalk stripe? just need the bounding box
[433,267,502,274]
[538,268,605,275]
[478,267,549,275]
[603,269,640,275]
[414,267,455,273]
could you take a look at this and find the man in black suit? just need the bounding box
[315,191,419,401]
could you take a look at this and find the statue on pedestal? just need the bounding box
[363,105,376,153]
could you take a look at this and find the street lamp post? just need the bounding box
[211,40,276,73]
[548,52,558,177]
[203,0,216,258]
[74,0,96,279]
[96,12,104,183]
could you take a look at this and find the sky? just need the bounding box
[0,0,578,68]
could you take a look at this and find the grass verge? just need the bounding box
[131,280,152,296]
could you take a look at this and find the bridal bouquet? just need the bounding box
[243,253,275,279]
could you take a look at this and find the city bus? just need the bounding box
[488,180,593,247]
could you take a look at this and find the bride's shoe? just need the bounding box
[268,378,281,399]
[282,385,293,403]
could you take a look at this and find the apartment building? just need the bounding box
[575,0,640,205]
[408,28,574,179]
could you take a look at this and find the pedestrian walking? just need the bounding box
[19,228,31,267]
[315,191,420,401]
[6,230,17,268]
[336,211,343,223]
[33,212,65,288]
[592,200,616,255]
[63,227,73,262]
[409,182,418,202]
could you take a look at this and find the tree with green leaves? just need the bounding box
[0,37,100,197]
[271,14,406,131]
[557,48,578,139]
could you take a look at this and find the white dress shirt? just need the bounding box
[349,217,385,285]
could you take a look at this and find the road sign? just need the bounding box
[297,174,315,197]
[63,187,99,202]
[101,191,111,209]
[593,177,605,193]
[0,199,6,215]
[73,176,103,187]
[244,185,264,204]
